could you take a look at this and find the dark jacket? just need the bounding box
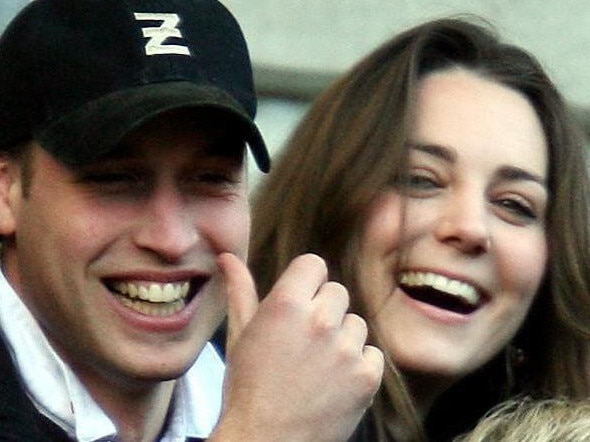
[0,335,207,441]
[0,334,70,441]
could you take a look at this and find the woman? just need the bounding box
[249,17,590,441]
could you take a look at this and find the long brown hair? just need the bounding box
[250,16,590,440]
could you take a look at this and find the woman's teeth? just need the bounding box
[400,272,480,305]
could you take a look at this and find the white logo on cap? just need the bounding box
[134,13,191,56]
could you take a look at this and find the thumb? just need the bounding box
[217,252,259,355]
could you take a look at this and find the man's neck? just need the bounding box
[68,360,177,442]
[96,379,176,442]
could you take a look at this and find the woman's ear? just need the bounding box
[0,154,22,237]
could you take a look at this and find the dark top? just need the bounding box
[347,356,508,442]
[0,334,205,441]
[0,332,70,440]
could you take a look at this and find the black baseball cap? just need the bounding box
[0,0,270,172]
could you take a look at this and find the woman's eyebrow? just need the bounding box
[496,165,546,186]
[409,143,456,163]
[409,143,546,187]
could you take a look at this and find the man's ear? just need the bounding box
[0,154,22,237]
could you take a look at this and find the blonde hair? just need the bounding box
[455,398,590,442]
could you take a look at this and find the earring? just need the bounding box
[505,344,526,391]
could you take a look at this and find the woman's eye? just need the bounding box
[395,172,441,192]
[408,174,439,189]
[495,198,537,222]
[393,171,441,197]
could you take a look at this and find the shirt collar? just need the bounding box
[0,268,224,441]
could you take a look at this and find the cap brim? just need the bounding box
[37,81,271,172]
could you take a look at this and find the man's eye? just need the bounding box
[78,171,150,195]
[82,172,146,188]
[176,169,242,197]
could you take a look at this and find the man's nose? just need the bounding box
[132,185,199,262]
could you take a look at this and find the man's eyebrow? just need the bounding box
[94,143,141,161]
[409,143,456,163]
[204,136,247,158]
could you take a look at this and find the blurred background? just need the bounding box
[3,1,590,187]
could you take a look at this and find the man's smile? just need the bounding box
[107,278,207,317]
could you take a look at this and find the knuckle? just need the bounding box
[309,283,350,336]
[351,349,383,398]
[357,364,382,397]
[270,289,301,313]
[323,281,349,304]
[293,253,328,273]
[364,347,385,389]
[311,315,339,336]
[346,312,368,334]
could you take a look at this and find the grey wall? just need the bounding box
[218,1,590,184]
[0,1,29,31]
[224,1,590,108]
[3,2,589,105]
[3,1,588,185]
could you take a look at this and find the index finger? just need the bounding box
[268,253,329,302]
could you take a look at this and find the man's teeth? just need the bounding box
[113,282,190,303]
[117,296,185,316]
[111,282,191,317]
[400,272,480,305]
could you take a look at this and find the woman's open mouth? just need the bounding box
[399,271,482,315]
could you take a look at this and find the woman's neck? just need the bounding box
[403,370,455,419]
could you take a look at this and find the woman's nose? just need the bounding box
[433,192,490,255]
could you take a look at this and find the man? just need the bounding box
[0,0,383,441]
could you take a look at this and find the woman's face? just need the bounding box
[358,69,548,390]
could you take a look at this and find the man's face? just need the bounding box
[0,110,250,389]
